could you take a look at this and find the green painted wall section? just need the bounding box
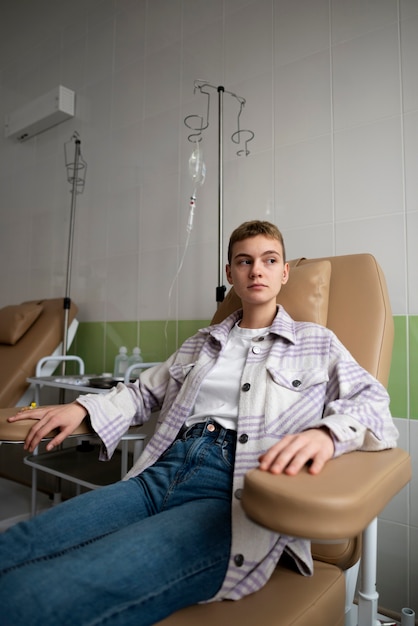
[408,315,418,419]
[70,315,418,420]
[70,319,211,376]
[388,316,408,419]
[387,315,418,419]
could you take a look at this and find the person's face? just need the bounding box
[226,234,289,309]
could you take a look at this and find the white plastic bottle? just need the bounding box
[113,346,129,378]
[129,346,143,366]
[128,346,143,378]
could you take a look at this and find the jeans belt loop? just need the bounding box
[215,426,227,446]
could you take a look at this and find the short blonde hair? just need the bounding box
[227,220,286,264]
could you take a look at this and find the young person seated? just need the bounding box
[0,221,398,626]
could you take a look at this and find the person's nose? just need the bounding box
[250,260,263,278]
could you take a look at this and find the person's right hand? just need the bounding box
[7,402,89,452]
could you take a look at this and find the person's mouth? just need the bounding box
[248,283,267,290]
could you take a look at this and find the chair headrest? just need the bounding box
[211,259,331,326]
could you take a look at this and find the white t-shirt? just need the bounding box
[185,323,270,431]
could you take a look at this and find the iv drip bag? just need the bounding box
[188,140,206,188]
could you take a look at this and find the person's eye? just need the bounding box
[239,259,251,265]
[266,258,277,264]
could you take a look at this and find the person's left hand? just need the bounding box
[258,428,334,475]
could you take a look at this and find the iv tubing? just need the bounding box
[164,226,193,350]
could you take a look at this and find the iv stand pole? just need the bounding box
[62,137,81,376]
[186,79,253,305]
[49,135,81,504]
[216,86,226,305]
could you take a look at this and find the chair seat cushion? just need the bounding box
[156,560,345,626]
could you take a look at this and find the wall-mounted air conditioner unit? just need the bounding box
[4,86,75,142]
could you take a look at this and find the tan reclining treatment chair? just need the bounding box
[0,298,78,407]
[156,254,411,626]
[0,255,411,626]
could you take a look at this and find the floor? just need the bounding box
[0,476,51,531]
[0,436,141,533]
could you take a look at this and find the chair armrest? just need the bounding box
[241,449,411,541]
[0,407,93,442]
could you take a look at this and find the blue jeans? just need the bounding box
[0,421,236,626]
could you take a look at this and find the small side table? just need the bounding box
[23,357,160,516]
[27,356,161,405]
[24,431,145,496]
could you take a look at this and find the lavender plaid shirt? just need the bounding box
[77,306,398,602]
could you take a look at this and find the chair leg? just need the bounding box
[357,518,380,626]
[344,560,360,626]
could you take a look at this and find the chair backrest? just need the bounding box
[211,253,394,569]
[0,298,78,407]
[211,253,393,387]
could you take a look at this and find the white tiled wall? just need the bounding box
[0,0,416,615]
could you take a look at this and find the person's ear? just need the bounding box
[226,264,233,285]
[282,262,290,285]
